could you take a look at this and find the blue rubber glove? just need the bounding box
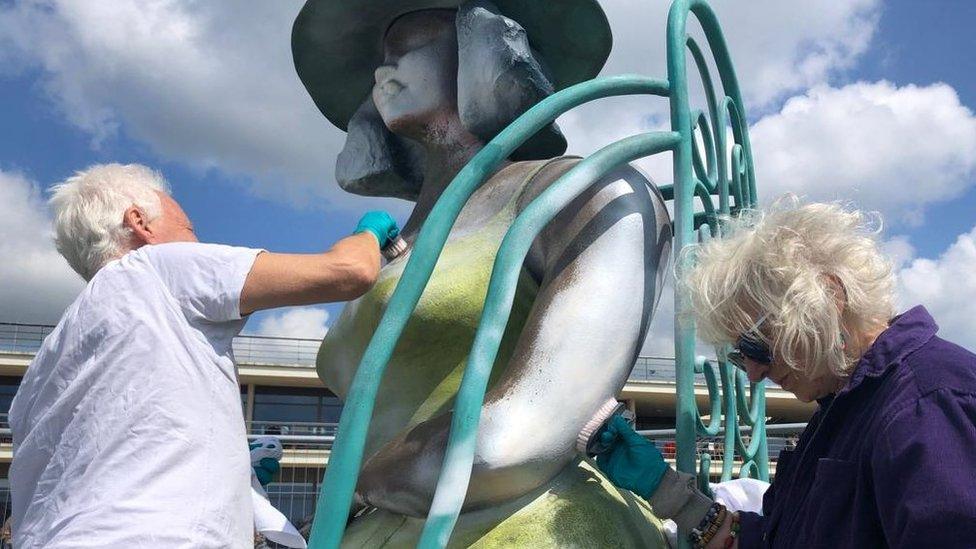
[595,415,669,500]
[253,456,280,487]
[354,210,400,250]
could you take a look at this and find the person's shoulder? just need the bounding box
[904,334,976,397]
[877,335,976,426]
[514,156,666,215]
[134,241,258,268]
[135,241,222,259]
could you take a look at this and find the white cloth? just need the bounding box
[248,436,306,547]
[9,242,263,548]
[662,478,770,548]
[250,475,307,548]
[710,477,769,513]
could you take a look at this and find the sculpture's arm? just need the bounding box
[358,163,672,516]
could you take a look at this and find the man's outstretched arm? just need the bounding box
[239,211,398,314]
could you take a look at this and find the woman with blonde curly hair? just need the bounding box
[597,199,976,548]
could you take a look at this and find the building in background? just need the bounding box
[0,322,813,528]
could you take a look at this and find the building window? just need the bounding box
[0,377,19,413]
[240,385,248,415]
[251,386,341,434]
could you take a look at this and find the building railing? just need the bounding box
[249,431,802,531]
[248,420,338,438]
[0,323,50,356]
[0,322,735,385]
[240,419,805,457]
[0,419,801,535]
[0,322,322,367]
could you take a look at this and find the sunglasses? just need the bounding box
[726,313,773,371]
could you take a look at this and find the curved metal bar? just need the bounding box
[418,131,682,548]
[694,178,718,235]
[718,358,737,482]
[732,371,765,461]
[734,368,762,425]
[669,7,766,546]
[698,453,715,497]
[730,143,746,208]
[308,75,671,548]
[686,37,725,209]
[723,96,752,208]
[695,357,723,437]
[691,110,716,190]
[658,183,675,202]
[733,416,764,461]
[739,459,760,479]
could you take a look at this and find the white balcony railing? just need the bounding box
[1,322,698,383]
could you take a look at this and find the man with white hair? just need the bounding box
[8,163,400,548]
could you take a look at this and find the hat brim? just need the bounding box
[292,0,613,131]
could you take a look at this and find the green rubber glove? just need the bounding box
[354,211,400,249]
[595,415,669,500]
[254,456,280,487]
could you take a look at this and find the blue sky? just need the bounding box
[1,0,974,351]
[853,0,976,254]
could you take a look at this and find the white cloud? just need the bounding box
[0,170,85,323]
[895,227,976,352]
[252,307,330,340]
[559,0,883,189]
[0,0,360,208]
[0,0,880,210]
[882,235,916,271]
[750,81,976,224]
[598,0,880,109]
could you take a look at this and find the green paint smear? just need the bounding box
[318,214,538,457]
[341,460,667,548]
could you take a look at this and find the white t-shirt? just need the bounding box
[9,242,263,548]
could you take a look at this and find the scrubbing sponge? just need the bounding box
[577,398,635,456]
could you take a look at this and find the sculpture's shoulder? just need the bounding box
[512,156,582,213]
[508,156,671,280]
[514,156,666,216]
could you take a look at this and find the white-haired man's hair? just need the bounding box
[49,163,171,281]
[682,196,895,380]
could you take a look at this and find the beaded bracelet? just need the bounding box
[699,506,727,547]
[688,504,718,545]
[689,502,728,548]
[689,501,722,544]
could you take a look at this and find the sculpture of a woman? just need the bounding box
[293,1,672,546]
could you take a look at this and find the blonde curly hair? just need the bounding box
[681,197,895,379]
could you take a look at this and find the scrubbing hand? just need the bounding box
[354,211,400,250]
[595,415,668,500]
[253,457,281,486]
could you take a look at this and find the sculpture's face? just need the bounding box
[372,10,458,140]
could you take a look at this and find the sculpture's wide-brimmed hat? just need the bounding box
[292,0,613,132]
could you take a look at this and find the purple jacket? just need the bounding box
[738,306,976,548]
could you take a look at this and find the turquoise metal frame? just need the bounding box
[307,1,766,547]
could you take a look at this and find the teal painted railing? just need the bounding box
[308,1,766,547]
[667,4,768,523]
